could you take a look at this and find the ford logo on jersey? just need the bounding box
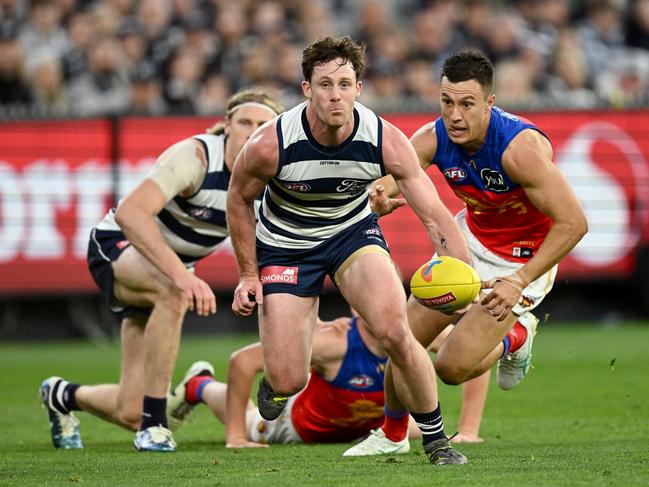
[189,207,213,220]
[348,375,374,388]
[444,167,467,182]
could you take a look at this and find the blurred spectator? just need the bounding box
[410,5,455,66]
[18,0,69,62]
[67,36,130,116]
[61,9,93,82]
[363,58,406,110]
[0,25,32,106]
[128,61,167,115]
[545,27,598,107]
[180,11,219,68]
[136,0,180,70]
[456,0,492,53]
[90,1,121,37]
[251,0,292,49]
[403,58,439,106]
[117,17,148,75]
[273,42,304,102]
[576,0,627,88]
[0,0,28,34]
[595,51,649,106]
[195,72,231,115]
[164,45,204,113]
[484,12,522,64]
[25,52,68,115]
[494,58,538,108]
[238,42,274,88]
[627,0,649,49]
[211,3,251,89]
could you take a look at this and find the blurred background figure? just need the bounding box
[128,60,167,115]
[67,35,130,116]
[0,24,32,108]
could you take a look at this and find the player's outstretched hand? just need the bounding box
[232,275,263,316]
[451,433,484,444]
[369,184,406,217]
[480,273,526,321]
[226,438,269,448]
[175,271,217,317]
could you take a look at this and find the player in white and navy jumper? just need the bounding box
[39,89,283,453]
[227,36,472,465]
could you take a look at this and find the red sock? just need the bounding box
[185,376,214,405]
[506,322,529,354]
[382,408,409,442]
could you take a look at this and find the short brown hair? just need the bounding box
[301,35,366,82]
[207,87,284,134]
[440,50,494,95]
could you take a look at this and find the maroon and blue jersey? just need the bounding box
[291,318,387,443]
[433,107,552,262]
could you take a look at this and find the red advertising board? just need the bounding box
[1,110,648,293]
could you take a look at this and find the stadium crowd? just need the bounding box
[1,0,649,118]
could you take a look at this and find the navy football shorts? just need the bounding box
[257,213,391,297]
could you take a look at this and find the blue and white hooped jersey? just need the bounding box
[97,133,257,265]
[257,101,386,250]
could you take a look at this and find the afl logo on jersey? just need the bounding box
[444,167,467,182]
[349,375,374,388]
[189,207,213,220]
[480,168,509,192]
[284,182,311,192]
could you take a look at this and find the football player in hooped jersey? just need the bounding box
[345,50,588,456]
[38,88,284,452]
[166,313,421,447]
[227,36,472,465]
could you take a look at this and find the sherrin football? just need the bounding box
[409,256,481,312]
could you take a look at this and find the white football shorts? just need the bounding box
[248,395,302,444]
[456,208,557,316]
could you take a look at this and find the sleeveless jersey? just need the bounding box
[291,318,387,443]
[97,133,257,264]
[433,107,552,262]
[257,101,386,250]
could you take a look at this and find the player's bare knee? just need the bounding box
[157,283,189,316]
[373,322,410,356]
[434,356,467,385]
[266,369,307,396]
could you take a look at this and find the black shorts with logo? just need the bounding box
[257,213,390,297]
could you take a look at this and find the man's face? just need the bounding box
[439,76,494,149]
[225,105,276,158]
[302,58,361,129]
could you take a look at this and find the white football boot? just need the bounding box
[39,376,83,449]
[134,425,177,452]
[167,361,214,431]
[497,312,539,390]
[342,428,410,457]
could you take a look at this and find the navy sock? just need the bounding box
[411,403,447,448]
[140,396,168,430]
[51,380,80,414]
[61,383,81,412]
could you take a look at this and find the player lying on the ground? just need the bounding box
[167,312,491,446]
[167,313,421,446]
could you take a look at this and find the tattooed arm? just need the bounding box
[380,120,471,263]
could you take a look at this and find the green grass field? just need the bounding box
[1,323,648,486]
